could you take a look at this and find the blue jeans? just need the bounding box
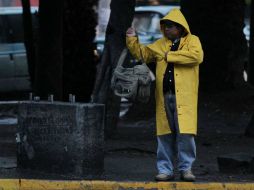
[157,93,196,175]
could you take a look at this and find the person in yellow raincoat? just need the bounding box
[126,8,203,181]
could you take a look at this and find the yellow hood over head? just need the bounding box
[160,8,190,34]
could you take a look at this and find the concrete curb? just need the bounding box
[1,179,254,190]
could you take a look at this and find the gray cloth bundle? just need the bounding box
[111,48,152,103]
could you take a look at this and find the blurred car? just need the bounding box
[0,6,38,92]
[0,5,250,93]
[95,5,180,56]
[133,5,179,43]
[96,5,251,55]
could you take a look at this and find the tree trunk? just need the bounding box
[93,0,136,137]
[245,114,254,137]
[21,0,36,87]
[62,0,98,102]
[181,0,248,91]
[245,0,254,137]
[35,0,63,100]
[249,0,254,84]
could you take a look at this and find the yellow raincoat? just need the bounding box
[126,9,204,136]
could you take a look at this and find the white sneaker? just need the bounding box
[155,173,174,181]
[180,169,196,182]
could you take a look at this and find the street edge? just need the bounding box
[1,179,254,190]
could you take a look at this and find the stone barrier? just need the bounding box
[0,100,104,177]
[0,102,18,169]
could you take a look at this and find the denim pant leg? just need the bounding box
[170,95,196,171]
[158,93,196,173]
[156,94,176,175]
[157,134,175,175]
[177,134,196,172]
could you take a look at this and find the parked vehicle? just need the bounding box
[0,5,250,92]
[0,6,38,92]
[96,5,180,56]
[96,5,251,54]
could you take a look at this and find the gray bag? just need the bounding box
[111,48,152,103]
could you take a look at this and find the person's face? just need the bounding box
[163,22,182,40]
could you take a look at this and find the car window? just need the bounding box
[0,14,24,43]
[0,15,10,43]
[0,10,38,44]
[132,12,161,34]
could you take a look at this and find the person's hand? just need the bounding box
[126,27,136,37]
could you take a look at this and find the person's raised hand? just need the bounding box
[126,27,136,37]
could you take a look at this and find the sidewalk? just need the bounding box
[0,91,254,189]
[103,90,254,182]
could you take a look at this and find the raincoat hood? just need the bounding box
[160,8,190,34]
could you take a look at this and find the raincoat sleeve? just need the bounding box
[166,36,203,66]
[126,36,155,63]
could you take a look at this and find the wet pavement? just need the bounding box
[0,91,254,182]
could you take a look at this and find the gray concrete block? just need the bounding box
[0,101,104,177]
[0,102,18,168]
[17,101,104,177]
[0,101,19,118]
[0,157,17,168]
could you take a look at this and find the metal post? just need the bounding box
[48,94,54,102]
[29,92,33,101]
[69,94,73,103]
[72,95,76,103]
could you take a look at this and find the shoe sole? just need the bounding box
[180,177,196,182]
